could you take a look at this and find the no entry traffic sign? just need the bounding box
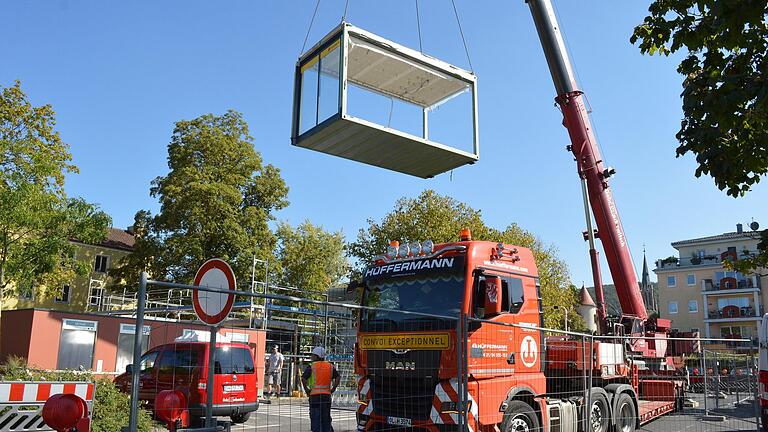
[193,258,236,326]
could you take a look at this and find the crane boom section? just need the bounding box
[527,0,648,320]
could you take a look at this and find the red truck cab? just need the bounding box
[115,340,259,425]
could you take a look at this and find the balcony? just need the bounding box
[656,249,761,270]
[707,306,757,319]
[701,276,760,292]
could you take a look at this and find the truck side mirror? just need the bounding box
[484,277,503,316]
[126,364,134,375]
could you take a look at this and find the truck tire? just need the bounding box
[231,412,251,423]
[614,393,636,432]
[585,389,610,432]
[501,400,540,432]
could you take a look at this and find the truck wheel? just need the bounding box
[501,400,540,432]
[614,393,636,432]
[231,412,251,423]
[586,390,610,432]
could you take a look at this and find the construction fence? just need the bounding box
[108,281,762,432]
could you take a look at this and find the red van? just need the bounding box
[115,341,259,424]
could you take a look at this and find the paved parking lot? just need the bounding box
[212,393,761,432]
[225,401,359,431]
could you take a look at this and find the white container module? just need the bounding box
[291,23,479,179]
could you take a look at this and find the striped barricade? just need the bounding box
[0,382,94,431]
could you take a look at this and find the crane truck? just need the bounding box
[352,1,694,431]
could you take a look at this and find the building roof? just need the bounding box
[579,285,596,307]
[72,227,135,252]
[671,230,760,248]
[641,251,651,287]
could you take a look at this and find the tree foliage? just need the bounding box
[349,190,583,330]
[631,1,768,272]
[631,0,768,197]
[275,221,348,299]
[0,81,111,301]
[112,110,289,287]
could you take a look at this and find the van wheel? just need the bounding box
[585,389,610,432]
[231,412,251,424]
[501,400,540,432]
[615,393,636,432]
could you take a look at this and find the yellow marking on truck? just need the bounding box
[359,333,450,350]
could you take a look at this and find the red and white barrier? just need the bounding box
[0,382,94,432]
[0,382,94,404]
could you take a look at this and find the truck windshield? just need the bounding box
[361,275,464,332]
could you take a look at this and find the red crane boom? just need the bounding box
[527,0,648,323]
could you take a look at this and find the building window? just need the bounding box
[667,276,677,288]
[687,274,696,286]
[55,285,71,304]
[697,249,705,258]
[94,255,109,273]
[688,300,698,313]
[669,301,678,314]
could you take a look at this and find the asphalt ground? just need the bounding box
[205,393,761,432]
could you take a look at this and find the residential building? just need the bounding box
[2,227,135,314]
[654,223,766,344]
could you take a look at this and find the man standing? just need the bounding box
[301,346,340,432]
[266,344,284,398]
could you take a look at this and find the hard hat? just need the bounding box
[311,346,326,358]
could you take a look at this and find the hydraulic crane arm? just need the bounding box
[526,0,648,321]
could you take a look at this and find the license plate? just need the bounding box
[386,416,411,426]
[224,385,244,392]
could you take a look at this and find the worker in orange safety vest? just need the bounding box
[301,346,341,432]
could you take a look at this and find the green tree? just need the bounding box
[0,81,111,313]
[631,0,768,198]
[349,190,581,330]
[112,110,289,287]
[275,221,348,299]
[631,1,768,272]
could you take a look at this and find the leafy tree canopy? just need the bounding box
[0,81,111,302]
[632,0,768,197]
[275,221,348,300]
[111,110,289,286]
[349,190,584,331]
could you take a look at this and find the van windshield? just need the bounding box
[214,347,255,374]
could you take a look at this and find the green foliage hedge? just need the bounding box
[0,356,155,431]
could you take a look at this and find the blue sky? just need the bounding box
[2,0,766,286]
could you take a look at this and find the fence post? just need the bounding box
[456,314,464,431]
[752,351,760,432]
[715,351,720,409]
[703,348,709,416]
[206,327,217,427]
[127,271,147,432]
[586,334,594,432]
[581,334,588,432]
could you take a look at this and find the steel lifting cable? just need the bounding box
[415,0,424,53]
[450,0,474,71]
[300,0,322,54]
[342,0,351,22]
